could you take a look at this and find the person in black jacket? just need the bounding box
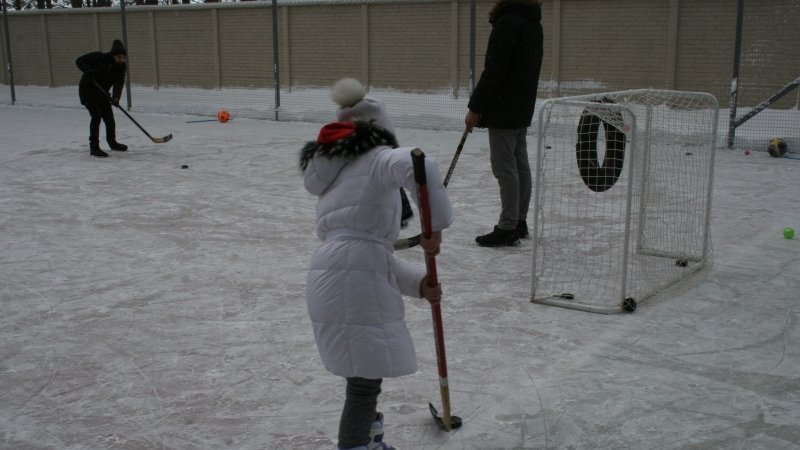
[465,0,543,247]
[76,39,128,158]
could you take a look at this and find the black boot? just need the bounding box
[108,141,128,151]
[517,220,529,239]
[90,143,108,158]
[476,226,520,247]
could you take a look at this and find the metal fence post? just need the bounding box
[120,0,132,108]
[272,0,280,121]
[469,0,476,94]
[727,0,744,149]
[2,0,15,104]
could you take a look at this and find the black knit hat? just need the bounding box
[110,39,127,56]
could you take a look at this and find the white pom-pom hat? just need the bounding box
[331,78,366,107]
[331,78,395,135]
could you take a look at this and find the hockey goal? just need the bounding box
[530,89,719,314]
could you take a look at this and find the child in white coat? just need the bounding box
[301,82,453,450]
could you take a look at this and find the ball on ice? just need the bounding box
[767,138,787,158]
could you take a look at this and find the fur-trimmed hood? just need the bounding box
[300,121,398,196]
[489,0,542,24]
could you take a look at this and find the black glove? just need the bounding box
[110,97,120,107]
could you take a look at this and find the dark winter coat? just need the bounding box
[76,51,126,106]
[468,0,543,129]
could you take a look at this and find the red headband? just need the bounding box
[317,122,355,144]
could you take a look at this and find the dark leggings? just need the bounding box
[338,377,382,449]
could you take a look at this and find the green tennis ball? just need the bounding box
[784,227,795,240]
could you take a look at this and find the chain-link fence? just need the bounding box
[1,0,798,151]
[726,0,799,152]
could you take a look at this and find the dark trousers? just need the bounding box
[338,377,382,449]
[84,100,116,148]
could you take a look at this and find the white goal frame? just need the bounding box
[530,89,719,314]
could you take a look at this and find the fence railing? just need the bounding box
[1,0,798,151]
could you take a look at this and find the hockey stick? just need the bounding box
[93,80,172,144]
[411,148,463,432]
[114,105,173,144]
[394,128,470,250]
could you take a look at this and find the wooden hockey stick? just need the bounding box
[411,148,463,432]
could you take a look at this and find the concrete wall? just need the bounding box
[1,0,798,107]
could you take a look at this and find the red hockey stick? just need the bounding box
[410,148,463,432]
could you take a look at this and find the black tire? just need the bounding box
[575,101,627,193]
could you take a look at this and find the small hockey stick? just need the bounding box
[394,128,470,250]
[411,148,463,432]
[94,80,172,144]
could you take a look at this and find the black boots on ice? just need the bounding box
[89,140,127,157]
[90,144,108,158]
[108,141,128,151]
[476,225,521,247]
[517,220,529,239]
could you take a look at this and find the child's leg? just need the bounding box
[338,377,382,449]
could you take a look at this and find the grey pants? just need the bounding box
[338,377,382,449]
[488,127,532,230]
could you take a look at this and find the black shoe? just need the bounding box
[90,147,109,158]
[517,220,529,239]
[108,141,128,151]
[476,226,520,247]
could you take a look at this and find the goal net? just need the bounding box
[530,89,719,314]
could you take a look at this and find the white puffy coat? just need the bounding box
[303,142,452,379]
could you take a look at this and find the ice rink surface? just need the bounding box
[1,104,799,449]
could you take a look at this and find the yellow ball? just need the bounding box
[217,109,230,123]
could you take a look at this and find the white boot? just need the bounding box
[337,413,396,450]
[367,413,395,450]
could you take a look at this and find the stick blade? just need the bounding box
[152,134,173,144]
[429,403,463,432]
[393,234,421,250]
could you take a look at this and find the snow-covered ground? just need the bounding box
[1,102,799,449]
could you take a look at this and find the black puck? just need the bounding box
[181,165,189,169]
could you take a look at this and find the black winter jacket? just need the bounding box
[76,52,126,106]
[468,0,543,129]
